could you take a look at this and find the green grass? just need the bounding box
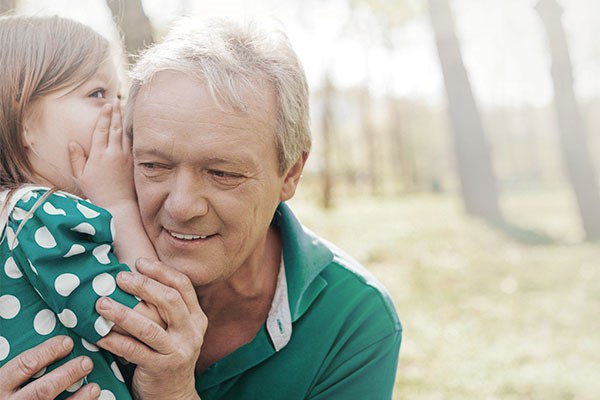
[288,188,600,399]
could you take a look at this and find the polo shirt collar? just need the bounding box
[273,202,333,322]
[196,203,333,391]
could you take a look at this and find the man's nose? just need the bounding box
[164,171,209,222]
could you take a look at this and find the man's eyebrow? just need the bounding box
[132,147,165,157]
[133,148,253,166]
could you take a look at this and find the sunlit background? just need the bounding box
[2,0,599,398]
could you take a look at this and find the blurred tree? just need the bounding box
[359,86,381,195]
[535,0,600,240]
[428,0,502,220]
[106,0,154,65]
[0,0,17,14]
[350,0,416,195]
[320,73,335,209]
[388,100,413,192]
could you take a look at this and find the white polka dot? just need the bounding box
[81,338,100,352]
[58,308,77,328]
[110,361,125,382]
[99,390,116,400]
[63,244,86,258]
[34,287,44,300]
[92,244,111,264]
[32,366,46,378]
[0,295,20,319]
[93,273,116,296]
[28,259,38,275]
[71,222,96,236]
[0,336,9,361]
[6,227,18,250]
[77,203,100,218]
[42,202,66,216]
[55,273,80,296]
[4,257,22,279]
[33,309,56,335]
[65,378,84,393]
[110,218,116,241]
[21,191,37,202]
[94,316,114,336]
[34,227,56,249]
[11,207,28,221]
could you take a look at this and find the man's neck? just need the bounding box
[194,227,282,373]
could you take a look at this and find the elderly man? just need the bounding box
[0,18,401,399]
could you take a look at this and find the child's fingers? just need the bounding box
[120,103,132,152]
[122,126,132,153]
[92,103,112,149]
[69,142,87,178]
[108,100,123,149]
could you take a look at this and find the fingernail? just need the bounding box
[81,357,93,371]
[118,271,132,282]
[61,336,72,351]
[97,297,112,311]
[136,257,150,269]
[89,384,101,397]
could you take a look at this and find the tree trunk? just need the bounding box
[0,0,17,14]
[388,99,417,193]
[428,0,502,220]
[535,0,600,240]
[106,0,154,65]
[360,87,380,195]
[320,74,335,209]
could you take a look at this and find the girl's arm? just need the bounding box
[70,101,164,332]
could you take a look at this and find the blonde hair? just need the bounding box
[0,15,110,189]
[124,18,311,175]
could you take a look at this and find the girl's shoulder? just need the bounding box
[0,185,110,233]
[0,185,114,250]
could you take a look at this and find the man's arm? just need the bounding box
[309,330,401,400]
[0,336,101,400]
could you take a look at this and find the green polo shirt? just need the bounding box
[122,203,402,398]
[196,203,402,399]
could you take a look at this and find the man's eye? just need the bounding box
[140,162,159,169]
[211,170,230,178]
[210,170,241,179]
[89,89,106,99]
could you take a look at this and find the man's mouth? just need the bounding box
[168,231,209,240]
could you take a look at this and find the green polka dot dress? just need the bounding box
[0,186,138,400]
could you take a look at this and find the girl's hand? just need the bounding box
[96,259,206,400]
[0,336,101,400]
[69,100,136,208]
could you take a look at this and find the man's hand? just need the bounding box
[0,336,101,400]
[96,258,206,400]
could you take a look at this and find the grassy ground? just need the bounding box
[288,188,600,399]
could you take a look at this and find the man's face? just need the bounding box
[132,71,293,286]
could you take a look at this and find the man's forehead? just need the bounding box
[137,70,275,112]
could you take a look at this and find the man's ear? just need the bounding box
[280,152,308,202]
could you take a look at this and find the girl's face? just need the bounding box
[23,58,120,195]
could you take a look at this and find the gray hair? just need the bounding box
[124,18,311,174]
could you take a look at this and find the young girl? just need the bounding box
[0,15,160,399]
